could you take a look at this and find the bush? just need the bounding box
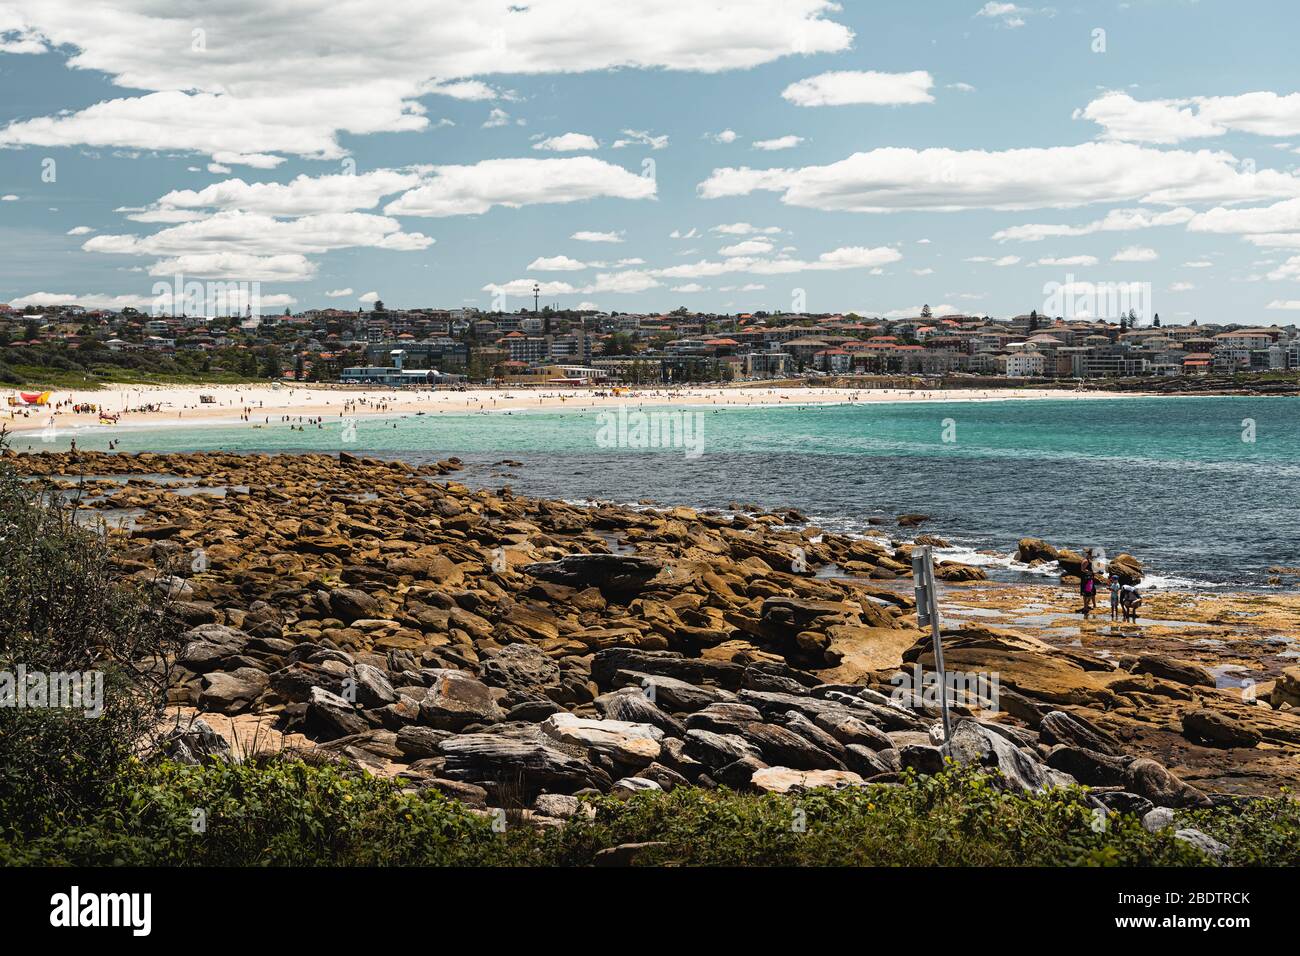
[0,441,180,833]
[4,758,1297,867]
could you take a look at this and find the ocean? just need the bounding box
[19,395,1300,589]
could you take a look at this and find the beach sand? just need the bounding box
[2,381,1143,435]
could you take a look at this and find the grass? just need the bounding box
[6,363,263,390]
[3,757,1296,867]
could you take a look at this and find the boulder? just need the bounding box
[1016,538,1059,563]
[1039,710,1122,756]
[1132,654,1215,688]
[305,686,368,740]
[197,668,267,715]
[750,767,865,794]
[329,588,381,624]
[419,670,504,730]
[1124,757,1211,809]
[1107,553,1144,585]
[440,726,613,798]
[1181,709,1260,749]
[521,554,663,598]
[540,712,663,767]
[946,718,1075,793]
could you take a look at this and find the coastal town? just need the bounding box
[4,299,1299,390]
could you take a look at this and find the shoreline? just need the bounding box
[2,382,1156,435]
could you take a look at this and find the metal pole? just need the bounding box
[913,545,952,749]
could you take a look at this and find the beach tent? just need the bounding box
[14,391,51,406]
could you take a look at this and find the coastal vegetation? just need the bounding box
[4,757,1298,867]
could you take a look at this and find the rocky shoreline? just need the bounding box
[10,448,1300,844]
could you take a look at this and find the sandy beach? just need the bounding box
[2,382,1143,435]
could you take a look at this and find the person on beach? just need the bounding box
[1079,548,1097,616]
[1109,576,1122,622]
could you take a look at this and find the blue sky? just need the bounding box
[2,0,1300,324]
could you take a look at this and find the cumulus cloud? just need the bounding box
[782,70,934,107]
[0,1,851,162]
[611,129,669,149]
[325,287,354,297]
[709,129,738,144]
[1112,245,1159,262]
[711,222,782,235]
[993,206,1196,242]
[526,255,588,271]
[532,132,600,151]
[753,135,805,150]
[385,158,654,217]
[718,239,776,256]
[1078,90,1300,144]
[571,230,625,242]
[148,252,318,282]
[699,143,1300,213]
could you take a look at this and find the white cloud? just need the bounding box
[358,291,380,303]
[9,291,156,310]
[1169,281,1195,291]
[700,143,1300,213]
[1032,255,1098,267]
[527,255,588,271]
[82,211,433,263]
[148,252,317,282]
[711,222,782,235]
[325,288,354,297]
[782,70,934,107]
[66,225,94,235]
[1183,260,1213,268]
[975,3,1030,28]
[1,194,17,201]
[671,283,708,293]
[155,170,422,217]
[482,108,512,129]
[993,206,1196,242]
[966,255,1020,266]
[385,158,655,217]
[1112,245,1158,262]
[532,132,600,151]
[948,82,975,93]
[571,230,625,243]
[1266,299,1300,309]
[718,239,776,256]
[611,129,669,149]
[709,129,738,144]
[1187,198,1300,235]
[656,245,901,279]
[753,135,805,151]
[1078,90,1300,144]
[0,1,851,162]
[669,228,699,239]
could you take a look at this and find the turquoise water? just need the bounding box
[19,395,1300,587]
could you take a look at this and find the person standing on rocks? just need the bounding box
[1109,575,1122,622]
[1080,548,1098,617]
